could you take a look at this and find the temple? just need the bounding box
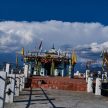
[23,45,70,77]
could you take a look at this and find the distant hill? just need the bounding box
[0,52,23,68]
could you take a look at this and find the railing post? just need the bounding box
[5,74,15,103]
[5,63,10,74]
[0,71,7,108]
[87,77,93,93]
[15,74,20,96]
[95,78,102,95]
[24,64,29,78]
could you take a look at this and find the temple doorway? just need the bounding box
[44,62,51,75]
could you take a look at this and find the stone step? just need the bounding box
[26,76,87,91]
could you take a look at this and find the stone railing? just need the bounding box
[0,71,25,108]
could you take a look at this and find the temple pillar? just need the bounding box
[86,70,90,82]
[51,60,55,76]
[54,69,58,76]
[40,68,45,76]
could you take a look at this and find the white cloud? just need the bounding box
[0,20,108,53]
[76,41,108,53]
[90,41,108,52]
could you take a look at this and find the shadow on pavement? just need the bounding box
[14,87,66,108]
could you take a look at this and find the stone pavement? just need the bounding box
[4,88,108,108]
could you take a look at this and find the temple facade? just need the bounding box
[23,46,70,76]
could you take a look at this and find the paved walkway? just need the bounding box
[4,88,108,108]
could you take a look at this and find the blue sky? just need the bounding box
[0,0,108,25]
[0,0,108,53]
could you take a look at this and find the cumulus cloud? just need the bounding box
[76,41,108,53]
[0,20,108,53]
